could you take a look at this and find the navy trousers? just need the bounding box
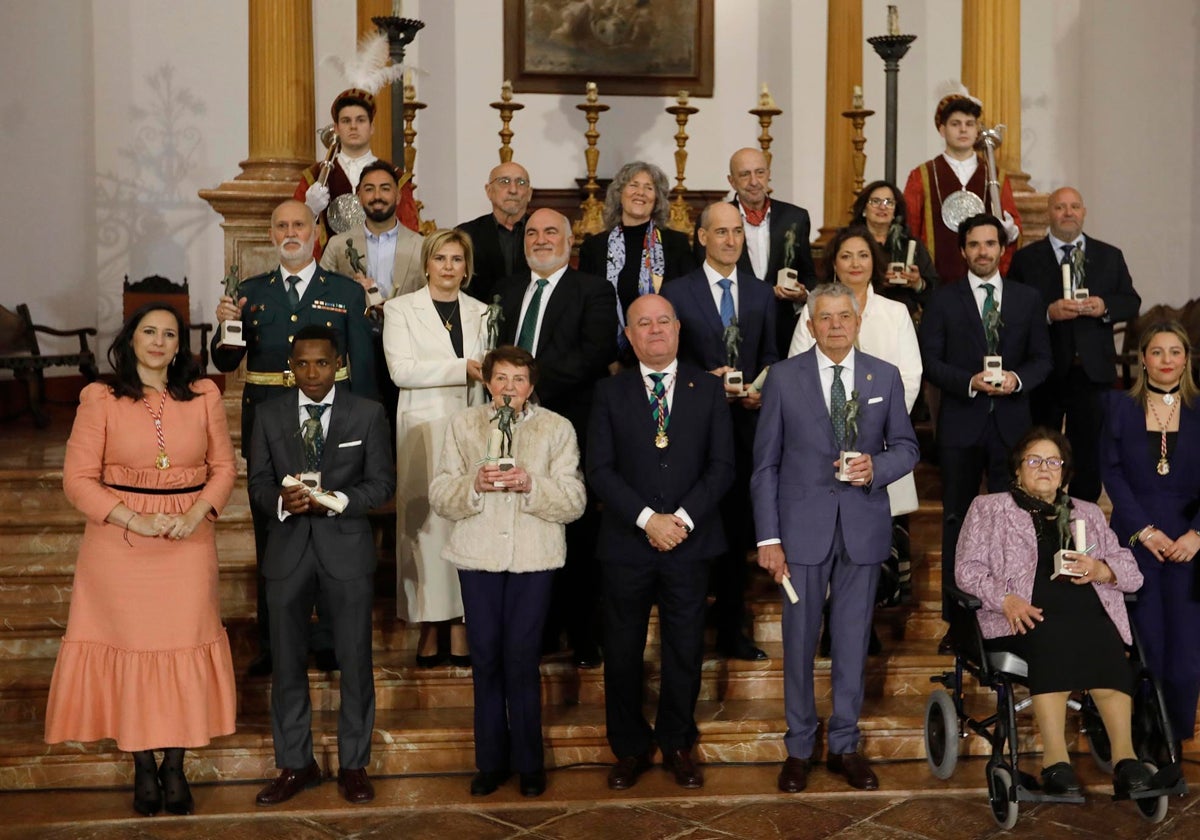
[1129,558,1200,741]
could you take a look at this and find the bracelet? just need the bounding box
[122,511,137,547]
[1129,524,1156,548]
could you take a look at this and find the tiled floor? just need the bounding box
[2,760,1197,839]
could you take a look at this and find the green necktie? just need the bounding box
[302,404,327,471]
[285,275,301,309]
[517,278,548,352]
[649,372,669,429]
[830,364,847,450]
[981,282,1000,353]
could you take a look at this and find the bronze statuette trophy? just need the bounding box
[487,395,518,480]
[836,391,862,482]
[217,265,245,348]
[722,315,745,396]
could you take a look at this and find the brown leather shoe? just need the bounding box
[827,751,879,790]
[255,761,321,805]
[777,756,811,793]
[662,748,703,789]
[337,767,375,804]
[607,753,653,790]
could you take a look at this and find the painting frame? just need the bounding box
[503,0,714,97]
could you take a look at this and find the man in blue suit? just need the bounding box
[753,283,919,793]
[665,201,778,661]
[919,213,1052,648]
[589,294,735,791]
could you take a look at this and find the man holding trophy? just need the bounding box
[919,213,1051,651]
[752,282,919,792]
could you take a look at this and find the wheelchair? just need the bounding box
[923,587,1187,829]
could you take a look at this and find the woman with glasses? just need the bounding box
[1101,321,1200,766]
[850,180,939,314]
[957,427,1151,798]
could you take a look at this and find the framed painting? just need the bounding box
[503,0,714,97]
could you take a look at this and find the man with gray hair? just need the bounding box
[752,282,919,793]
[457,161,533,304]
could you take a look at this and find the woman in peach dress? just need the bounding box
[44,303,237,816]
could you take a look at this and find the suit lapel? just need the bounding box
[410,289,456,353]
[462,297,485,360]
[321,392,350,464]
[797,353,838,450]
[282,392,306,471]
[687,273,726,339]
[297,268,325,308]
[536,273,572,354]
[957,281,988,354]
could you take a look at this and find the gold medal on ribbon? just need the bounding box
[655,432,669,449]
[155,450,171,470]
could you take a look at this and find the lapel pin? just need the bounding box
[688,381,694,388]
[866,373,873,381]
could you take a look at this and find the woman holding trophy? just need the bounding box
[429,346,586,798]
[383,229,487,668]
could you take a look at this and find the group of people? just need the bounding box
[39,83,1200,815]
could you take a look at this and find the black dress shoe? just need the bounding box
[312,648,339,672]
[449,654,472,668]
[1113,758,1154,797]
[827,751,879,790]
[245,652,272,678]
[573,644,603,669]
[416,652,449,668]
[778,756,811,793]
[662,748,703,789]
[255,761,322,805]
[337,767,375,803]
[519,770,547,797]
[1040,761,1081,796]
[158,765,194,815]
[470,769,512,796]
[717,633,768,661]
[607,753,653,790]
[132,756,162,816]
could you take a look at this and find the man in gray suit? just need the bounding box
[752,283,919,793]
[249,325,395,806]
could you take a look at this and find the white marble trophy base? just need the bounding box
[724,369,745,397]
[217,320,246,348]
[887,262,909,283]
[983,355,1004,386]
[837,450,862,482]
[1051,549,1086,581]
[366,287,385,307]
[777,268,800,291]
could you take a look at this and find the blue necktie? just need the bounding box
[303,404,327,471]
[717,278,735,328]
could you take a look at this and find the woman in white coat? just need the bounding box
[383,228,488,666]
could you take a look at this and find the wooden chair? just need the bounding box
[122,275,213,369]
[0,303,98,427]
[1115,299,1200,387]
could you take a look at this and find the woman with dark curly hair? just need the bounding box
[850,179,939,312]
[44,302,237,817]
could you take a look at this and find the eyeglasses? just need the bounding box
[1023,456,1064,471]
[489,176,530,188]
[866,197,896,208]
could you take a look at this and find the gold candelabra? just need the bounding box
[665,90,699,235]
[842,86,875,215]
[490,80,525,164]
[574,82,610,239]
[401,74,435,234]
[749,83,783,169]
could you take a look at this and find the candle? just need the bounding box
[586,81,598,101]
[1061,263,1072,299]
[486,429,503,460]
[852,85,864,109]
[501,79,513,101]
[1073,519,1087,553]
[403,69,413,87]
[888,5,900,36]
[905,239,917,268]
[676,89,689,106]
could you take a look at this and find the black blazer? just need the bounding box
[919,278,1052,448]
[588,363,735,564]
[576,224,696,293]
[456,212,529,305]
[247,389,395,581]
[495,267,618,441]
[1007,235,1140,384]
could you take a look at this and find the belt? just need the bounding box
[105,483,205,495]
[244,367,350,387]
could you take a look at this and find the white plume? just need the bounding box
[324,32,405,95]
[933,79,981,107]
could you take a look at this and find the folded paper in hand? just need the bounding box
[282,474,347,514]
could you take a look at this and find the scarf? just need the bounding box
[743,198,771,227]
[1010,481,1074,551]
[605,220,665,333]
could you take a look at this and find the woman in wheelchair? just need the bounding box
[957,427,1154,798]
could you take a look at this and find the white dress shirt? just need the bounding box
[632,360,696,533]
[515,265,568,352]
[279,385,348,518]
[738,202,771,280]
[365,220,400,298]
[279,259,318,298]
[336,151,377,192]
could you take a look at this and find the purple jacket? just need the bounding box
[955,492,1142,643]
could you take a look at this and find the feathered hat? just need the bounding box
[932,80,983,127]
[325,31,406,121]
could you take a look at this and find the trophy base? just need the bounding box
[366,287,385,308]
[497,457,516,471]
[777,268,801,292]
[1051,549,1086,581]
[298,471,322,490]
[1072,287,1090,301]
[217,321,246,349]
[983,355,1004,386]
[837,450,862,482]
[887,262,909,283]
[724,370,745,397]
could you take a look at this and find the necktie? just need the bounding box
[830,364,847,450]
[302,404,327,471]
[649,372,669,427]
[717,278,735,328]
[517,278,548,352]
[1060,243,1074,265]
[285,275,301,309]
[980,282,1000,353]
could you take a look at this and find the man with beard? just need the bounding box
[322,160,426,430]
[457,162,532,304]
[213,199,377,678]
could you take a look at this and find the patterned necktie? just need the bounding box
[980,282,1000,353]
[830,364,847,450]
[285,275,301,309]
[302,404,327,471]
[1060,243,1075,292]
[649,372,669,429]
[717,278,735,328]
[517,278,548,352]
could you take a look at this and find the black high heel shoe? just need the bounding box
[158,764,194,815]
[132,751,162,817]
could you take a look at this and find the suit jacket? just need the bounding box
[750,349,919,566]
[1007,235,1140,384]
[320,223,426,302]
[456,212,529,305]
[919,278,1052,448]
[588,363,735,564]
[495,267,618,442]
[247,388,395,581]
[210,266,378,455]
[663,266,779,378]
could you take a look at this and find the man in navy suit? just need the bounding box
[495,208,618,667]
[753,283,919,793]
[919,213,1052,647]
[666,201,778,661]
[248,326,395,806]
[1007,187,1141,501]
[589,293,734,791]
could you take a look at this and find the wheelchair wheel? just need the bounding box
[1080,695,1114,774]
[924,689,959,779]
[1134,761,1169,823]
[987,764,1019,830]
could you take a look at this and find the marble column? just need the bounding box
[820,0,864,241]
[358,0,394,163]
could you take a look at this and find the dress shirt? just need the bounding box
[703,261,740,318]
[279,259,318,299]
[515,265,568,353]
[632,359,696,533]
[365,221,400,298]
[738,202,771,280]
[335,151,377,191]
[278,384,348,519]
[943,152,979,187]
